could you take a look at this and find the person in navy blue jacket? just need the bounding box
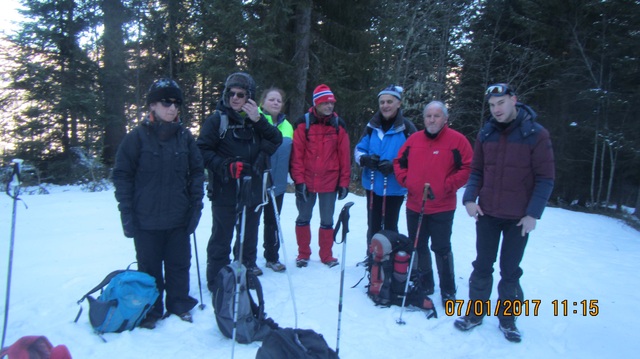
[113,78,204,329]
[454,83,555,343]
[354,85,416,258]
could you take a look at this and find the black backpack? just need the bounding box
[213,261,279,343]
[255,328,339,359]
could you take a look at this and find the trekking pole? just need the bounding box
[381,175,388,230]
[2,159,24,348]
[268,186,299,328]
[231,176,252,359]
[334,201,354,356]
[192,233,205,310]
[396,183,432,325]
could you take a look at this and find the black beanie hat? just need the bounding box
[146,78,183,105]
[222,72,256,107]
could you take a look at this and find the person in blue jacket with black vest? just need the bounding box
[113,78,204,329]
[454,83,555,343]
[354,84,416,259]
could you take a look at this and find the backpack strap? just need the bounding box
[304,113,310,139]
[74,269,125,324]
[74,262,138,323]
[218,110,229,139]
[246,271,265,319]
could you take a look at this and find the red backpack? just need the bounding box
[0,336,71,359]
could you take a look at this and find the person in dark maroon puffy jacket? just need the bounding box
[290,84,351,268]
[454,83,555,344]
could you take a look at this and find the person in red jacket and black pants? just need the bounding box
[290,84,351,268]
[394,100,473,305]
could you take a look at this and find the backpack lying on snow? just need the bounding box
[213,261,279,344]
[367,230,437,318]
[255,328,339,359]
[74,263,159,336]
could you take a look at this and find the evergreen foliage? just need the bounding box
[0,0,638,213]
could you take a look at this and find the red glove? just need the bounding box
[229,161,251,179]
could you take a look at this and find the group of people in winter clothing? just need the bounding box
[354,82,555,344]
[112,76,555,344]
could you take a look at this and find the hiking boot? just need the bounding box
[266,261,286,272]
[139,315,159,330]
[296,258,309,268]
[441,292,456,307]
[178,312,193,323]
[454,316,483,331]
[323,258,339,268]
[499,322,521,343]
[247,265,263,276]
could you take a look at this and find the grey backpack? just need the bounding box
[213,261,279,343]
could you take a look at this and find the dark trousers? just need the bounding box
[295,191,337,229]
[262,193,284,262]
[468,215,528,324]
[406,209,455,293]
[365,190,404,251]
[206,203,262,289]
[134,227,197,318]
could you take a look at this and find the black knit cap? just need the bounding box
[146,78,183,105]
[223,72,256,107]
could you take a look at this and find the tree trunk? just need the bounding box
[101,0,128,166]
[290,0,312,121]
[635,185,640,218]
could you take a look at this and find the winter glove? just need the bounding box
[398,147,410,169]
[295,183,308,202]
[377,160,394,176]
[253,152,270,176]
[337,186,349,200]
[229,161,252,179]
[452,149,462,170]
[186,202,203,235]
[120,212,135,238]
[359,154,380,169]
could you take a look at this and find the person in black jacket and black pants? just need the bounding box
[113,78,205,329]
[197,72,282,291]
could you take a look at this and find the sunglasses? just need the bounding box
[485,84,513,97]
[159,99,182,108]
[229,91,246,99]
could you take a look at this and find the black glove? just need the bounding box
[120,211,135,238]
[295,183,308,202]
[398,147,410,169]
[360,154,380,169]
[377,160,394,176]
[186,202,203,234]
[337,186,348,200]
[253,152,269,175]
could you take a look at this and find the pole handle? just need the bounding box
[422,183,430,201]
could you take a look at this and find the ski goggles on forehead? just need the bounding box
[485,84,514,98]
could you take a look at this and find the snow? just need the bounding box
[0,184,639,358]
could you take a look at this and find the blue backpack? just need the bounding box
[75,263,159,338]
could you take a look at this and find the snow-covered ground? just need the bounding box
[0,185,638,358]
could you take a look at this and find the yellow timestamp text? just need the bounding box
[444,299,600,317]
